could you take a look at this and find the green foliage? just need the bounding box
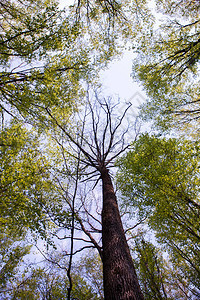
[0,0,102,122]
[0,121,71,240]
[133,0,200,132]
[74,251,103,299]
[73,0,152,43]
[0,0,69,120]
[0,233,30,294]
[0,0,153,125]
[134,238,168,300]
[71,274,101,300]
[117,133,200,294]
[134,236,191,299]
[0,0,68,63]
[6,268,69,299]
[2,259,101,300]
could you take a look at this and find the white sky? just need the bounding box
[100,50,145,103]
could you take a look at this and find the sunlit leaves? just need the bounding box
[0,0,66,63]
[0,122,53,236]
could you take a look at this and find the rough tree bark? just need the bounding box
[101,167,144,300]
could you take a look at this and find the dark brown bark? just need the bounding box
[101,167,144,300]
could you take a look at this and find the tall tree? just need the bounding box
[0,1,160,297]
[44,96,144,299]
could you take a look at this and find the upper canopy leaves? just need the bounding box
[133,0,200,133]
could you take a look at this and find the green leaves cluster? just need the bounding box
[0,120,72,240]
[0,0,80,121]
[0,0,152,125]
[0,122,50,234]
[0,0,67,63]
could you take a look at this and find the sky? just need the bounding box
[100,50,145,107]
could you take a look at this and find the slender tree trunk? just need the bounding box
[101,167,144,300]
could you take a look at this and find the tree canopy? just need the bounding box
[1,0,200,298]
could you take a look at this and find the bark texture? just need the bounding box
[101,167,144,300]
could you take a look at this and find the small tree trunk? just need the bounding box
[101,168,144,300]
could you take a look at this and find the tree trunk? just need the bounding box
[101,167,144,300]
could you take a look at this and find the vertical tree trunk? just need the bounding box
[101,168,144,300]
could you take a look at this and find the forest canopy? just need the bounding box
[0,0,200,299]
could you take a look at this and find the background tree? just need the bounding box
[0,121,55,236]
[117,133,200,297]
[133,235,192,299]
[134,237,168,300]
[0,233,30,297]
[73,250,103,299]
[2,263,100,300]
[0,120,75,298]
